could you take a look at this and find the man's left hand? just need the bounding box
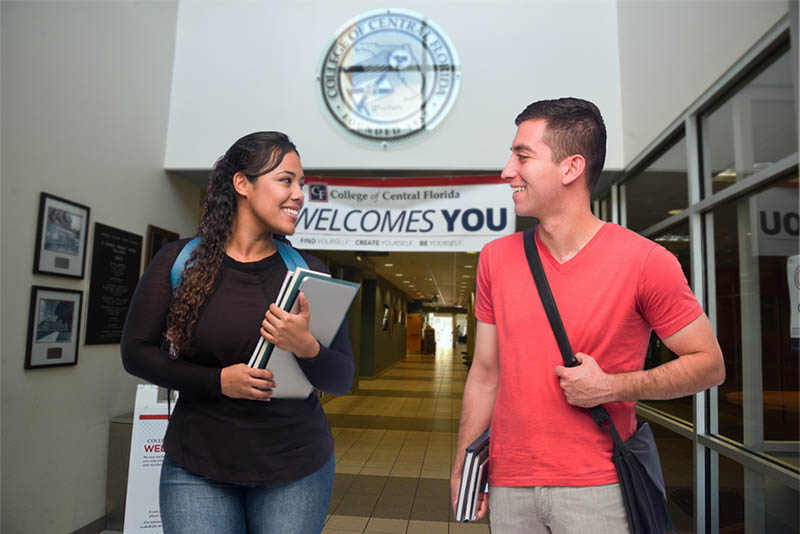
[554,352,615,407]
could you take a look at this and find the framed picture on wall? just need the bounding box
[382,305,390,331]
[33,192,91,278]
[145,225,179,266]
[25,286,83,369]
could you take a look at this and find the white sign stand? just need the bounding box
[123,384,173,533]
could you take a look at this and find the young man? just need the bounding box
[450,98,725,533]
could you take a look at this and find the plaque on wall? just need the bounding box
[85,222,142,345]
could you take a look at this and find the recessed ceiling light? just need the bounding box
[403,281,410,284]
[667,209,682,215]
[409,285,415,288]
[464,265,473,268]
[384,263,393,267]
[395,273,403,277]
[462,275,470,278]
[356,256,362,261]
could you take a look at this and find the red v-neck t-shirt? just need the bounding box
[475,223,702,487]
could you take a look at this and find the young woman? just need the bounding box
[121,131,354,534]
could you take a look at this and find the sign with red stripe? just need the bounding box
[294,176,514,252]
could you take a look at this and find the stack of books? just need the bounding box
[455,427,490,523]
[247,267,359,398]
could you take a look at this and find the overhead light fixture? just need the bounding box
[464,265,473,268]
[356,256,362,261]
[667,209,682,215]
[462,275,470,278]
[403,281,410,284]
[395,273,403,277]
[384,263,393,267]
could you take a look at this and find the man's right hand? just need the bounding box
[220,363,275,401]
[450,470,462,516]
[450,469,489,521]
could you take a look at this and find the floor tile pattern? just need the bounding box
[323,347,490,533]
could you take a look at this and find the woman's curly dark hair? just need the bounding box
[165,131,298,357]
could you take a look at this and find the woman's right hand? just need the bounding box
[220,364,276,401]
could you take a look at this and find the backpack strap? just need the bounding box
[275,239,308,271]
[170,237,308,293]
[170,237,201,292]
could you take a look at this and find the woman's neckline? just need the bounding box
[223,251,282,272]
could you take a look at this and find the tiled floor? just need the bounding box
[322,346,490,534]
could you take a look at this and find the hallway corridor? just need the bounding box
[321,347,489,534]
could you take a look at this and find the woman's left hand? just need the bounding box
[261,292,320,359]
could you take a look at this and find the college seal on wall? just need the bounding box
[319,9,461,145]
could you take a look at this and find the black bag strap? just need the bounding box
[522,227,624,440]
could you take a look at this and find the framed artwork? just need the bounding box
[33,192,90,279]
[145,225,179,267]
[382,305,390,331]
[25,286,83,369]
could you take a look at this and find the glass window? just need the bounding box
[623,136,688,233]
[702,47,798,196]
[599,192,611,222]
[642,221,694,422]
[712,175,799,468]
[718,454,799,533]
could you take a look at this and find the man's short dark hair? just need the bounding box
[515,97,607,192]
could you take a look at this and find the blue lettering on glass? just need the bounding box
[760,211,800,236]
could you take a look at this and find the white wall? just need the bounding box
[0,2,200,533]
[617,0,789,164]
[164,0,626,171]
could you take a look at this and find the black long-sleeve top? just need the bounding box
[121,238,354,484]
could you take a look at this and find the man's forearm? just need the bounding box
[611,349,725,402]
[453,372,497,476]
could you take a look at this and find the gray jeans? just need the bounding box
[488,483,631,534]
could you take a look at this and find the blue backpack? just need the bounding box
[170,237,308,292]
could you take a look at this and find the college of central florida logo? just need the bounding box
[319,9,460,145]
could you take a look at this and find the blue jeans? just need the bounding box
[159,453,334,534]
